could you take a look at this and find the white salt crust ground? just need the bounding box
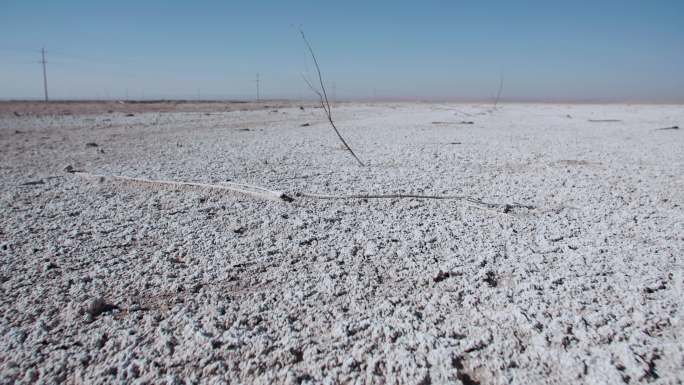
[0,103,682,384]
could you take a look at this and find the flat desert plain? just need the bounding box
[0,102,682,384]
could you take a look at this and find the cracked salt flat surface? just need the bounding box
[0,103,682,384]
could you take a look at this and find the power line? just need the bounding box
[0,47,41,55]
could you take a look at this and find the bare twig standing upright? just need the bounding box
[493,73,504,110]
[299,28,365,166]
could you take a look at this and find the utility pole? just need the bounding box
[256,73,260,102]
[40,47,49,102]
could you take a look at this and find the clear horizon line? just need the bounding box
[1,97,683,105]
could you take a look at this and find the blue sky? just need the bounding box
[1,0,683,101]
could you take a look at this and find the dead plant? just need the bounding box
[298,28,365,166]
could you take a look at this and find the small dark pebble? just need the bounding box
[433,270,454,283]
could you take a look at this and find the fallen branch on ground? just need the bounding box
[75,172,534,214]
[296,191,534,213]
[431,121,474,125]
[74,172,293,202]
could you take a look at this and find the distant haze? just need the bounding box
[1,0,683,102]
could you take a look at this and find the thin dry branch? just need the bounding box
[587,119,622,123]
[75,172,535,214]
[493,73,504,110]
[296,191,534,214]
[299,28,365,166]
[75,172,293,202]
[301,73,324,102]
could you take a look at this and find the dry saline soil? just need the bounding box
[0,102,682,384]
